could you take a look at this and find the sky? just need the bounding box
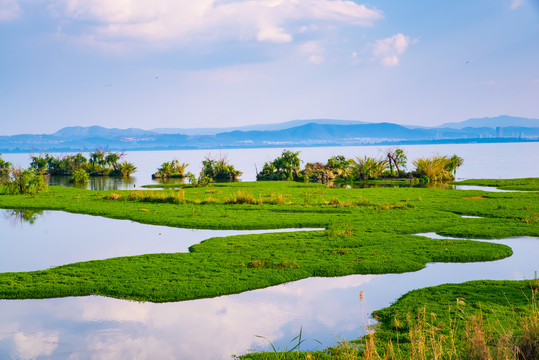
[1,0,538,135]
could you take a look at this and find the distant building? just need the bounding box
[496,127,503,137]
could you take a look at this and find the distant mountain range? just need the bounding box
[0,115,537,153]
[438,115,539,129]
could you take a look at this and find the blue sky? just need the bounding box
[1,0,538,135]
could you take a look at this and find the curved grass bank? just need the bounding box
[0,180,537,302]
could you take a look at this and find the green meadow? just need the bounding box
[0,180,537,302]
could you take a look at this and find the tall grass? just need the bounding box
[413,156,454,182]
[362,282,539,360]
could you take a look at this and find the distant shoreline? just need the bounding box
[1,136,537,154]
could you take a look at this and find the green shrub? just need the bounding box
[257,150,302,181]
[70,169,89,183]
[2,168,47,195]
[201,155,242,181]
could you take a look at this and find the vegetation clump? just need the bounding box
[257,149,462,185]
[412,154,463,183]
[0,153,12,182]
[1,167,47,195]
[257,150,302,181]
[201,154,242,181]
[29,150,137,178]
[152,160,189,179]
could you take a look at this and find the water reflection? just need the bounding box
[47,175,136,191]
[329,181,454,190]
[0,210,321,272]
[0,235,536,359]
[2,209,43,225]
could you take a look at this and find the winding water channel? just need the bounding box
[0,209,537,359]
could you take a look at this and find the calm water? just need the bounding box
[0,210,321,273]
[1,143,538,359]
[4,142,539,190]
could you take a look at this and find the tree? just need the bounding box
[105,152,122,171]
[385,147,407,176]
[91,150,106,166]
[30,155,48,174]
[446,155,464,175]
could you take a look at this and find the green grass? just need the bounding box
[0,179,537,302]
[452,178,539,191]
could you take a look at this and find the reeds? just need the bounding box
[413,155,455,182]
[357,285,539,360]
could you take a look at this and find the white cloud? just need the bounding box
[299,41,325,64]
[0,0,22,21]
[350,50,361,65]
[256,24,293,43]
[47,0,383,48]
[510,0,525,10]
[299,40,323,54]
[372,33,415,67]
[307,54,325,64]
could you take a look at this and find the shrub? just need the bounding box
[186,172,213,187]
[117,160,137,177]
[413,154,463,182]
[0,153,11,182]
[2,168,47,195]
[153,160,188,179]
[201,155,242,181]
[350,156,388,180]
[257,150,302,181]
[70,169,89,183]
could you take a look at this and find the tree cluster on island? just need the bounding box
[29,150,137,182]
[256,148,463,184]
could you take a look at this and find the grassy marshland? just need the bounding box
[0,180,537,302]
[239,279,539,359]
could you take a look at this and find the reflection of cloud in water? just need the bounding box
[13,331,58,360]
[83,333,175,360]
[81,298,150,323]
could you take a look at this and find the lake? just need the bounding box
[3,142,539,190]
[0,142,538,359]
